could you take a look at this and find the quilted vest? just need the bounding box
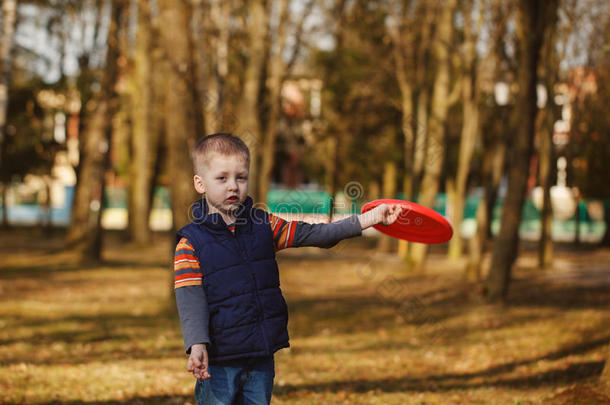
[176,196,289,363]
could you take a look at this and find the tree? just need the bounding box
[127,0,160,245]
[237,0,268,202]
[485,0,559,302]
[258,0,314,205]
[567,2,610,247]
[65,0,127,260]
[314,0,400,222]
[466,0,513,280]
[410,0,459,271]
[536,8,560,269]
[0,0,19,227]
[157,0,200,232]
[448,0,484,261]
[387,0,436,260]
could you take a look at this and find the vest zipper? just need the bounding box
[235,232,270,355]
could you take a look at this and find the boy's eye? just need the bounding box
[217,176,225,180]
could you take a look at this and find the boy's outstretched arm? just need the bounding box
[271,203,403,250]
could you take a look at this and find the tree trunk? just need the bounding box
[465,0,510,280]
[1,182,8,228]
[377,161,398,253]
[537,100,554,269]
[66,0,126,261]
[390,0,435,266]
[128,0,158,245]
[326,134,339,221]
[537,2,559,269]
[466,140,506,280]
[238,0,268,202]
[412,2,434,200]
[412,87,429,196]
[158,0,200,232]
[258,0,289,206]
[326,0,348,221]
[191,0,213,135]
[388,5,414,202]
[601,201,610,246]
[485,0,558,302]
[397,82,415,261]
[449,0,482,261]
[200,0,230,134]
[0,0,18,229]
[410,0,457,271]
[0,0,17,160]
[148,10,167,217]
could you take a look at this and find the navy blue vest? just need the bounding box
[176,196,290,363]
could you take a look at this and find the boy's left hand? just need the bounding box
[376,203,403,226]
[187,343,211,381]
[358,203,403,229]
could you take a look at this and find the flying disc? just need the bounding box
[361,199,453,244]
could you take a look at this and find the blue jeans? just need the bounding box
[194,355,275,405]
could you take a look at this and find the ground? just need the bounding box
[0,229,608,404]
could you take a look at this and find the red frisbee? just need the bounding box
[361,199,453,244]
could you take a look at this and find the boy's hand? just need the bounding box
[187,343,211,381]
[358,203,403,230]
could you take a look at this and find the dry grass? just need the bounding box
[0,229,609,404]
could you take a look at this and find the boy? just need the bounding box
[174,133,403,404]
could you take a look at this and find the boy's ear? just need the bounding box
[193,175,206,194]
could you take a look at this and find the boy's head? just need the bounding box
[192,133,250,176]
[192,133,250,218]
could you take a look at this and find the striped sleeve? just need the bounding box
[269,214,298,251]
[174,237,202,289]
[270,214,363,250]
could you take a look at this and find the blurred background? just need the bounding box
[1,0,609,404]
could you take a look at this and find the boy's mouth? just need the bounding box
[226,196,239,203]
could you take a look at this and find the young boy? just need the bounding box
[174,133,403,404]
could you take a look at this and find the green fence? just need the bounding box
[103,186,607,237]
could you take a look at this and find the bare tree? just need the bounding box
[485,0,559,302]
[324,0,348,221]
[536,12,560,269]
[194,0,230,135]
[0,0,19,228]
[127,0,161,245]
[410,0,459,271]
[465,0,512,280]
[157,0,200,232]
[237,0,268,202]
[258,0,315,205]
[66,0,127,260]
[448,0,484,260]
[258,0,290,205]
[387,0,416,202]
[387,0,436,261]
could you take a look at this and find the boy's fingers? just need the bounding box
[187,357,202,372]
[193,368,211,381]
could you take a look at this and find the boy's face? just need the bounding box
[193,152,249,219]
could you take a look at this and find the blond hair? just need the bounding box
[192,133,250,175]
